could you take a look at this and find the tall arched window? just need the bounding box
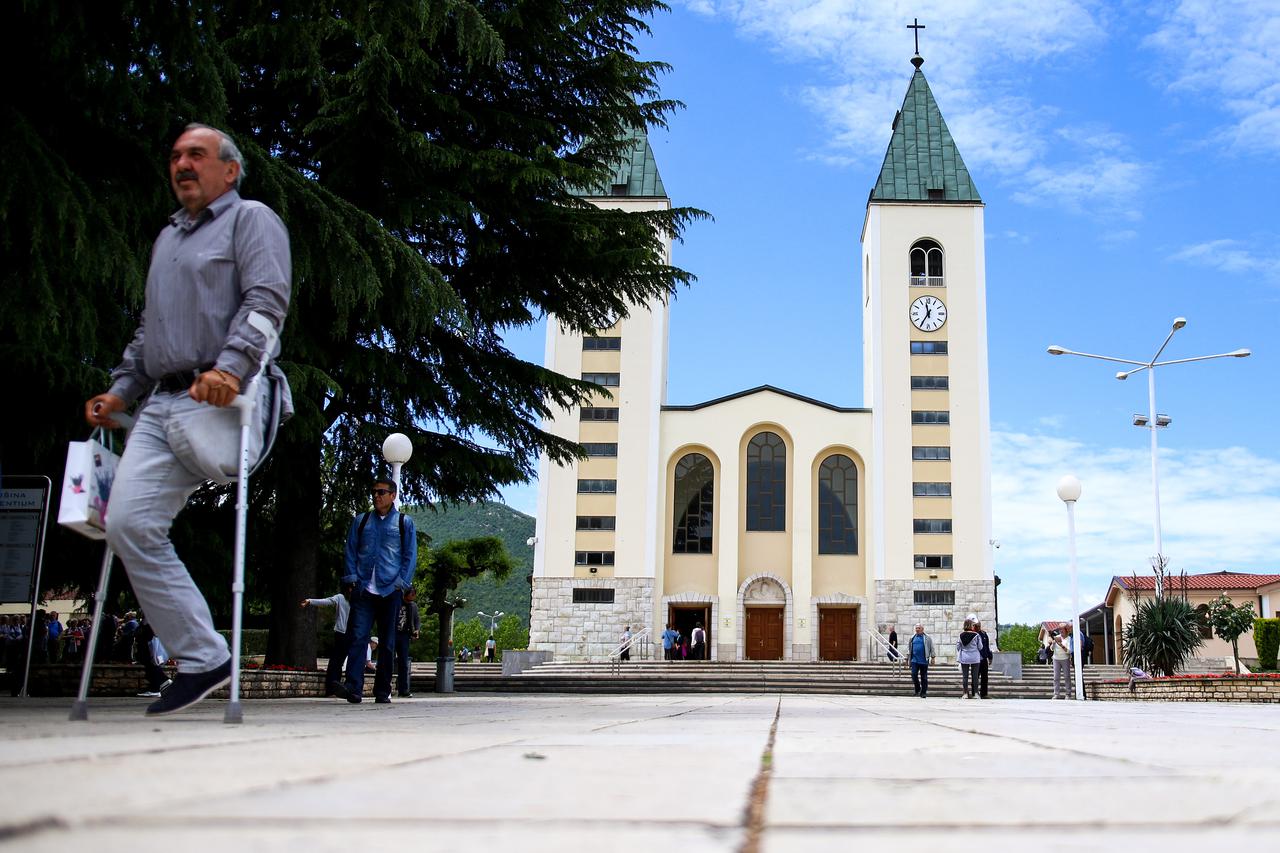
[818,455,858,554]
[673,453,714,554]
[910,239,944,287]
[747,432,786,531]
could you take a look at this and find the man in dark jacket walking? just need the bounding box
[975,620,993,698]
[393,586,421,698]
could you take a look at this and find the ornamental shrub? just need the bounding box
[1123,596,1204,676]
[994,624,1041,664]
[1255,618,1280,671]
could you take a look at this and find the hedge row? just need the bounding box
[1255,618,1279,671]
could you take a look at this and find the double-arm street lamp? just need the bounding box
[478,610,505,635]
[1048,318,1249,596]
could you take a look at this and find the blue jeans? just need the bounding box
[345,588,401,699]
[106,391,231,673]
[911,662,929,696]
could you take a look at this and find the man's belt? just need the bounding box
[153,365,215,394]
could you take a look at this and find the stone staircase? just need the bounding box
[409,659,1131,699]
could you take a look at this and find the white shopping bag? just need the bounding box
[57,429,120,540]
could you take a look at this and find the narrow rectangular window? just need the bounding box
[575,516,617,530]
[579,407,619,421]
[912,446,951,460]
[913,482,952,497]
[572,587,616,603]
[577,479,618,494]
[582,372,620,387]
[583,336,621,351]
[913,590,956,606]
[910,375,949,390]
[913,555,954,571]
[913,518,953,534]
[911,341,949,355]
[911,410,950,425]
[582,443,618,457]
[574,551,616,567]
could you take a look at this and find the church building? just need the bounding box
[530,55,996,662]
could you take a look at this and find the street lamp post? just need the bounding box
[1056,475,1085,702]
[1048,318,1249,596]
[478,610,505,635]
[381,433,413,508]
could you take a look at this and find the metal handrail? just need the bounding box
[867,627,904,675]
[608,626,652,674]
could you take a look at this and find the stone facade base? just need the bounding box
[530,577,655,661]
[874,579,996,663]
[1091,676,1280,703]
[25,664,345,699]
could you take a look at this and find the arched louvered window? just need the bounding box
[746,433,786,531]
[673,453,714,553]
[818,455,858,554]
[909,239,944,287]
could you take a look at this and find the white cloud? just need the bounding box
[1170,239,1279,280]
[1013,155,1147,217]
[680,1,1147,218]
[991,429,1280,625]
[1145,0,1280,154]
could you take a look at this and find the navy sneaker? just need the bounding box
[375,695,391,704]
[144,660,231,717]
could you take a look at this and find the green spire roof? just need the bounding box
[576,126,667,199]
[870,68,980,202]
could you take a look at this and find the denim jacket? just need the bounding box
[342,509,417,596]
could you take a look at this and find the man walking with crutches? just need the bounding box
[85,123,290,717]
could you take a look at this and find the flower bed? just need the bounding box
[1090,673,1280,703]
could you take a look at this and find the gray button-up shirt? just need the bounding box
[108,190,291,407]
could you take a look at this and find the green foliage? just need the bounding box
[420,535,518,659]
[1254,618,1280,671]
[994,623,1041,664]
[451,614,528,660]
[1123,596,1205,676]
[217,629,270,658]
[1206,593,1256,674]
[411,502,534,627]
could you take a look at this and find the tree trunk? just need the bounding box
[265,434,320,667]
[434,604,455,693]
[436,605,454,659]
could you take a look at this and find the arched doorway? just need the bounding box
[738,574,791,661]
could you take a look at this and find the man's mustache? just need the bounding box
[174,169,198,182]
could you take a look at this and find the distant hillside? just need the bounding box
[407,501,534,628]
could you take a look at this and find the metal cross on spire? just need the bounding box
[908,18,926,68]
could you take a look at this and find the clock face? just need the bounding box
[910,295,947,332]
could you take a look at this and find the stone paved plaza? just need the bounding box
[1,693,1277,851]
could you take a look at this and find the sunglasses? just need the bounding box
[371,488,394,496]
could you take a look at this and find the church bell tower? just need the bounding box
[862,50,995,647]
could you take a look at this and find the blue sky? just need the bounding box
[499,1,1280,625]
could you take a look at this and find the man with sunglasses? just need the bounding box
[337,479,418,704]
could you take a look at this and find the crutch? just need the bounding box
[69,414,135,722]
[224,311,280,724]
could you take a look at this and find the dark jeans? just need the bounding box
[910,661,929,696]
[978,659,990,697]
[325,628,353,691]
[961,662,979,696]
[394,630,412,695]
[690,644,704,661]
[345,588,401,700]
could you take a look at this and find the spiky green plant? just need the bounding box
[1123,596,1205,676]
